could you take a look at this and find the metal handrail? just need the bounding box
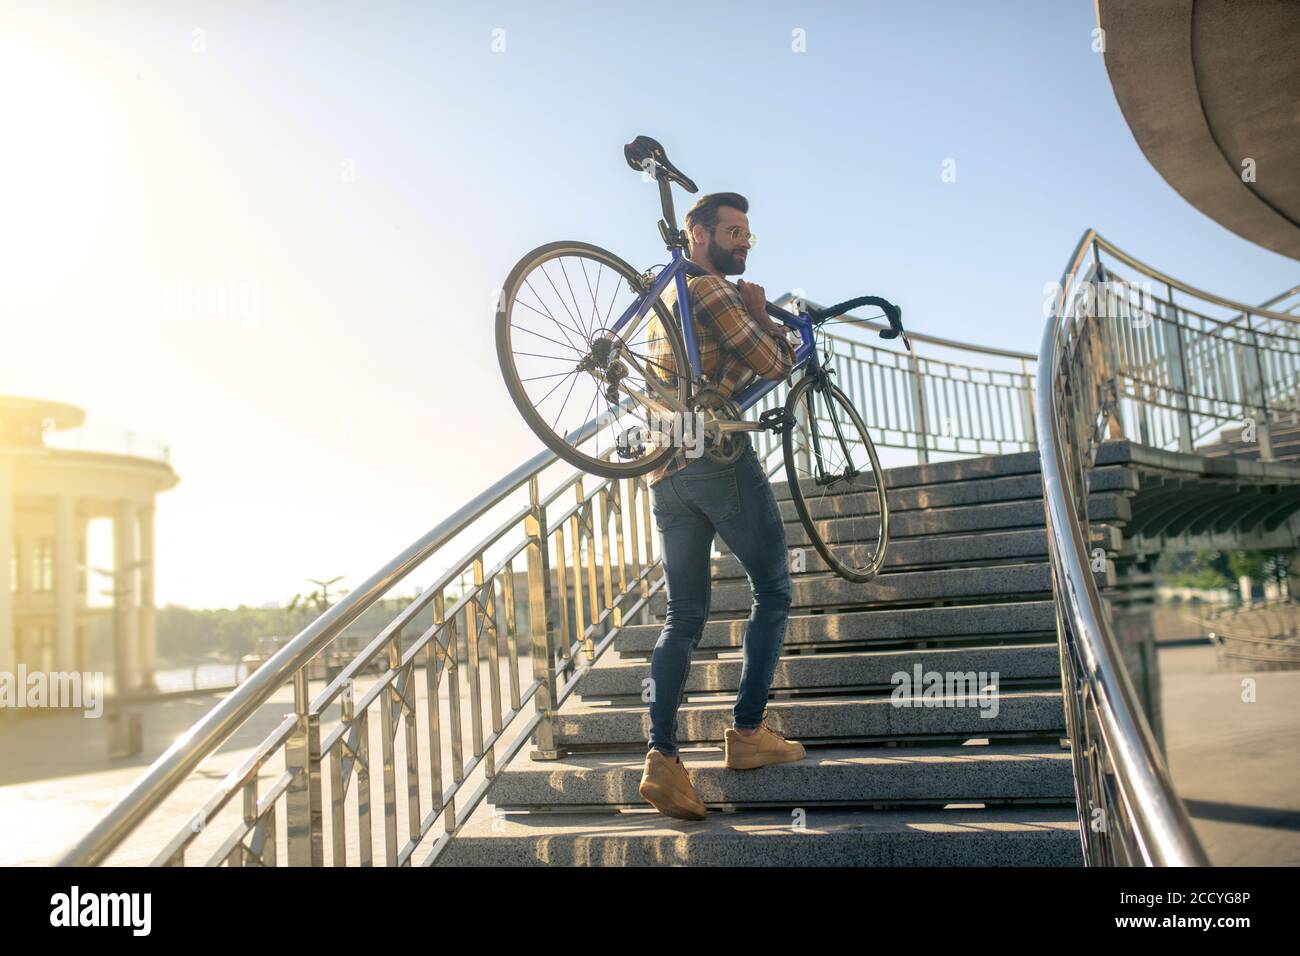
[1036,228,1211,866]
[1094,236,1300,325]
[56,398,646,866]
[784,294,1039,462]
[84,238,1285,866]
[57,283,1048,866]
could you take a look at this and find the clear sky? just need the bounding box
[2,0,1296,609]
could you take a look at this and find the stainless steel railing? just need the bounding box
[58,290,1041,867]
[1029,229,1293,866]
[61,229,1297,866]
[791,295,1038,462]
[58,402,666,866]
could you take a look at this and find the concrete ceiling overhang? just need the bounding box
[1097,0,1300,261]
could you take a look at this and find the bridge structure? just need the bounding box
[54,232,1300,867]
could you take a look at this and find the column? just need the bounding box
[55,495,77,673]
[138,503,157,689]
[114,499,140,692]
[0,460,13,678]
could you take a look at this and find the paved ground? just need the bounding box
[1158,642,1300,865]
[1,657,537,866]
[2,640,1296,866]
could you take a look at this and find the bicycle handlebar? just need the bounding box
[768,295,911,350]
[808,295,910,350]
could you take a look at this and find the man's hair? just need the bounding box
[684,192,748,245]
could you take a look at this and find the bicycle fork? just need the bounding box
[801,377,862,487]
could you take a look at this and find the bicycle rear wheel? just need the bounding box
[496,240,690,479]
[781,374,889,582]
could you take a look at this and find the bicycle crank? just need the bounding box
[694,385,744,464]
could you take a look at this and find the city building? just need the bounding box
[0,396,178,695]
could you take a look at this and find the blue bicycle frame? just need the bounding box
[605,245,820,416]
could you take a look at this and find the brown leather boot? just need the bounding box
[724,713,806,770]
[639,749,707,820]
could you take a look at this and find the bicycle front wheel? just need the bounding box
[781,374,889,582]
[496,241,690,479]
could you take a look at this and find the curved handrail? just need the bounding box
[60,270,1060,867]
[1094,235,1300,325]
[786,292,1036,361]
[59,251,1153,867]
[55,400,640,867]
[1036,228,1210,866]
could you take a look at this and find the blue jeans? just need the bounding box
[646,437,793,757]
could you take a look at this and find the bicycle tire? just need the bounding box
[496,240,691,479]
[781,374,889,582]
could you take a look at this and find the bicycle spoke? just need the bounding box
[571,388,599,444]
[550,366,583,434]
[523,275,588,349]
[511,345,579,361]
[555,258,593,340]
[535,367,582,411]
[511,296,589,345]
[520,369,580,383]
[582,258,604,335]
[602,265,622,329]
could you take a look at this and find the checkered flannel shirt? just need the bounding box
[643,269,796,486]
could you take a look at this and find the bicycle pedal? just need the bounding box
[616,426,646,459]
[759,407,795,434]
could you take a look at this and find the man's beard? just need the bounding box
[706,241,746,276]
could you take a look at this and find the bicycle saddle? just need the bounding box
[624,135,698,193]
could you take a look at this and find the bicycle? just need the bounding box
[495,135,912,583]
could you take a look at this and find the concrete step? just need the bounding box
[615,600,1058,654]
[716,494,1130,552]
[769,466,1136,520]
[770,449,1048,498]
[551,692,1066,750]
[435,803,1083,866]
[488,742,1075,809]
[709,525,1121,579]
[575,644,1059,699]
[646,563,1097,616]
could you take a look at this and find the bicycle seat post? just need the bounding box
[657,175,684,249]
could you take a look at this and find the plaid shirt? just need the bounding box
[643,269,796,486]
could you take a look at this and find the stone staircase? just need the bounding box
[436,449,1138,866]
[1194,417,1300,463]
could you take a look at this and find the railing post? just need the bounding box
[1159,297,1194,454]
[908,349,930,465]
[1097,263,1129,444]
[626,476,650,625]
[578,479,601,659]
[284,667,322,866]
[597,483,622,646]
[1248,314,1275,461]
[1018,357,1037,451]
[525,475,560,758]
[1237,316,1275,461]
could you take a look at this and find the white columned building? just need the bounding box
[0,396,178,703]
